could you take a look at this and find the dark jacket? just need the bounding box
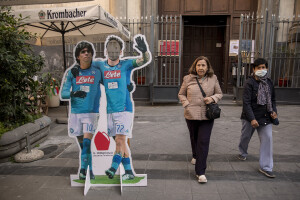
[241,76,277,125]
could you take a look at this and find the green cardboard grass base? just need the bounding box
[74,175,145,185]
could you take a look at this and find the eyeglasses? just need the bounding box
[80,50,91,54]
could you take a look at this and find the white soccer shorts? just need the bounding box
[69,113,99,137]
[107,112,133,138]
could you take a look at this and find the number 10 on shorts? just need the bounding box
[83,123,94,133]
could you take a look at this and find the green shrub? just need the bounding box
[0,6,44,137]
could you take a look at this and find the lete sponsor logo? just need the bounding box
[104,70,121,79]
[76,76,95,84]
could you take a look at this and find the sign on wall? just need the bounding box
[229,40,239,56]
[0,0,91,6]
[158,40,179,56]
[229,39,255,63]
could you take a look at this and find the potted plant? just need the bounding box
[41,73,60,108]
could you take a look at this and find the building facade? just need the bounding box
[158,0,258,94]
[11,0,300,103]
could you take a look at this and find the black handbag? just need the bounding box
[270,116,279,125]
[195,77,221,120]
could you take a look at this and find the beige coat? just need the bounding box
[178,74,223,120]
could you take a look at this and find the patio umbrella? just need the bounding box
[12,4,130,70]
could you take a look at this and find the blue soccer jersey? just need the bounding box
[61,62,102,114]
[95,59,137,114]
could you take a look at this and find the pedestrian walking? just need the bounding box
[237,58,279,178]
[178,56,223,183]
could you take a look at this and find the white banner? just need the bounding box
[13,5,99,23]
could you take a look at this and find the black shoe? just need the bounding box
[259,168,276,178]
[79,169,86,180]
[105,168,115,179]
[237,154,246,161]
[89,170,95,180]
[122,173,135,180]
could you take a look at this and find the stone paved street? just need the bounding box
[0,103,300,200]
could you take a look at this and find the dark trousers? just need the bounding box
[186,119,214,175]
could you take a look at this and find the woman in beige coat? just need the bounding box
[178,56,223,183]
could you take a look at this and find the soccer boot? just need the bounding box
[79,169,86,180]
[105,168,115,179]
[122,173,135,180]
[89,170,95,180]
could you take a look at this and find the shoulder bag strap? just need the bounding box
[195,77,206,98]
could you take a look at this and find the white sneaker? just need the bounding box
[191,158,196,165]
[197,175,207,183]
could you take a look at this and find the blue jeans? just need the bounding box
[238,119,273,171]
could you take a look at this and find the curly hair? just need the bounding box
[188,56,214,77]
[74,41,94,64]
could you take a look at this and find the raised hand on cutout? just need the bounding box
[135,36,147,53]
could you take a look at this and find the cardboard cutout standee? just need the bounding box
[60,34,152,195]
[60,40,100,182]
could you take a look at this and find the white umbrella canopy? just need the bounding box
[12,4,130,69]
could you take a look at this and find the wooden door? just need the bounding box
[182,16,226,84]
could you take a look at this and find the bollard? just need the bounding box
[25,132,31,153]
[14,131,44,162]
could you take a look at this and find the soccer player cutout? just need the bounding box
[60,35,151,193]
[60,41,101,181]
[95,34,152,181]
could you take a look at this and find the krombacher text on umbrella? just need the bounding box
[46,8,87,20]
[104,12,118,27]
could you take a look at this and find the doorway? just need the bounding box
[182,15,227,84]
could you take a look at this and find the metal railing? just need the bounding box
[237,10,300,88]
[65,15,182,87]
[124,15,182,86]
[154,15,182,86]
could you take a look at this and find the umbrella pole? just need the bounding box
[62,32,69,117]
[62,33,67,71]
[61,22,68,117]
[61,22,67,71]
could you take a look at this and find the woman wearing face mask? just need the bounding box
[237,58,278,178]
[178,56,223,183]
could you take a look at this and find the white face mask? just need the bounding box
[255,69,267,77]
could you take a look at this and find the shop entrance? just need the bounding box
[182,16,227,84]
